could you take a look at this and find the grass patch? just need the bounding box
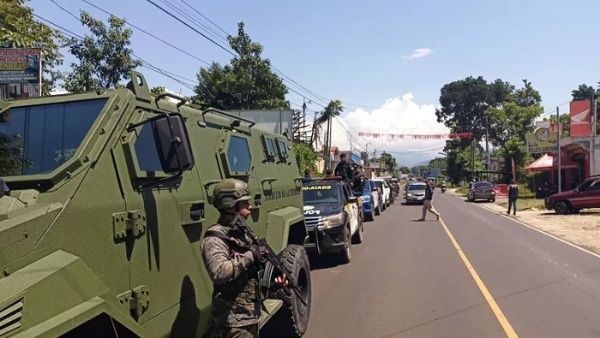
[455,186,469,195]
[497,198,546,211]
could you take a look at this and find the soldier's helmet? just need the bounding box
[212,178,252,210]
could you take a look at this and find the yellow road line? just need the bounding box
[438,216,519,338]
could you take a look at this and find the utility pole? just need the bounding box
[557,106,561,193]
[591,93,596,176]
[485,114,489,181]
[471,137,475,181]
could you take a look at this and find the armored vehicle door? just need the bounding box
[112,105,212,333]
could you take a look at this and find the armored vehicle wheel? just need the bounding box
[273,244,312,337]
[339,224,352,263]
[366,212,374,221]
[554,201,569,214]
[352,214,364,244]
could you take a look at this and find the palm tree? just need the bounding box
[310,99,343,148]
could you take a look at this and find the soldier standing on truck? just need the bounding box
[202,178,287,338]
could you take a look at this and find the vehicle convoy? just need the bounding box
[0,72,311,337]
[467,181,496,202]
[373,178,392,208]
[353,178,379,221]
[545,176,600,214]
[371,180,386,211]
[302,177,363,263]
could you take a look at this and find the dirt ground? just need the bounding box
[449,189,600,255]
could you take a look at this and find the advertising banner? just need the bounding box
[0,48,41,84]
[526,126,558,153]
[0,48,42,99]
[570,100,592,137]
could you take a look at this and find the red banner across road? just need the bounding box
[358,131,473,140]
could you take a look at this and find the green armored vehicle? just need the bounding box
[0,72,311,337]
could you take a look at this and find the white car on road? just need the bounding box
[373,178,391,208]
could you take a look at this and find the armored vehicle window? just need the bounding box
[134,124,162,172]
[262,136,276,160]
[227,135,251,173]
[277,139,288,159]
[0,99,106,176]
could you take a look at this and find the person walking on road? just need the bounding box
[418,180,440,221]
[507,181,519,215]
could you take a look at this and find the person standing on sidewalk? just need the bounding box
[419,180,440,221]
[507,182,519,215]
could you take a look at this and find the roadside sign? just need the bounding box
[0,48,42,99]
[526,127,558,154]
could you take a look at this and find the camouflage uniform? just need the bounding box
[202,179,260,338]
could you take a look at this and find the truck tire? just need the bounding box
[274,244,312,337]
[352,215,364,244]
[375,205,381,215]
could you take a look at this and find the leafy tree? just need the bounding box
[360,151,369,163]
[488,102,541,147]
[150,86,167,97]
[293,143,318,175]
[379,152,397,173]
[428,157,447,171]
[0,0,64,95]
[194,22,289,110]
[571,84,599,100]
[0,134,25,176]
[398,166,411,174]
[311,99,343,147]
[63,11,140,93]
[436,76,512,143]
[546,113,570,137]
[510,79,541,107]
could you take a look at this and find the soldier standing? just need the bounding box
[202,178,286,338]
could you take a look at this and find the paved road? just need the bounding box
[303,192,600,338]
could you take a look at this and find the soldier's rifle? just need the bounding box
[231,214,308,306]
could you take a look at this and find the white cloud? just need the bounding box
[403,48,433,60]
[329,93,448,166]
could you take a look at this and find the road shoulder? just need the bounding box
[447,189,600,257]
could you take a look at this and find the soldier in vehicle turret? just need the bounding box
[202,179,287,338]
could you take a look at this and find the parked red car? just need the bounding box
[545,176,600,214]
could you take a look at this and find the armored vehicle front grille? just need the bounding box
[0,298,24,336]
[304,216,323,231]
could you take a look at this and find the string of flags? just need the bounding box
[358,131,473,140]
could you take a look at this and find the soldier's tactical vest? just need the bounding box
[205,225,260,328]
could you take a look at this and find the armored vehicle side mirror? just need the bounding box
[153,114,195,173]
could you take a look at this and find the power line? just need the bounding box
[33,13,197,91]
[80,0,211,66]
[32,14,84,39]
[180,0,230,36]
[143,0,235,56]
[155,0,230,45]
[142,0,332,107]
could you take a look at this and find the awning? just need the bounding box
[524,153,578,173]
[525,154,554,172]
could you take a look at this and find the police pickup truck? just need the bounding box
[302,177,364,263]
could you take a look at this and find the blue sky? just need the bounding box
[30,0,600,165]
